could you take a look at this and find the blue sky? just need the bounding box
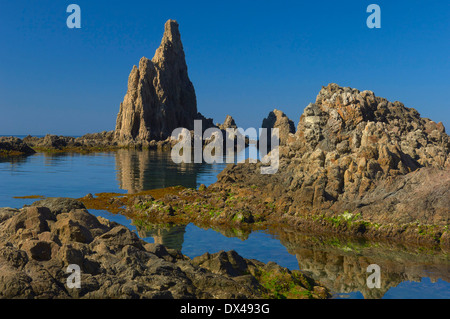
[0,0,449,135]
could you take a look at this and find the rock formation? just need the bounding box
[262,109,296,145]
[211,83,450,240]
[23,132,117,151]
[0,198,328,299]
[218,115,238,130]
[0,137,36,157]
[115,20,213,142]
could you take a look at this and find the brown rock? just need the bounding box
[0,198,328,299]
[0,137,35,157]
[262,109,296,145]
[115,20,208,141]
[213,83,450,233]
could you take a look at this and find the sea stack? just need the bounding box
[115,20,206,141]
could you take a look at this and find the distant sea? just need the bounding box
[1,135,82,138]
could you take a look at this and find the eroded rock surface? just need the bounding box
[208,84,449,243]
[0,137,36,157]
[115,20,213,142]
[262,109,296,145]
[0,199,328,299]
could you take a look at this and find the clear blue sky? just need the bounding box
[0,0,449,135]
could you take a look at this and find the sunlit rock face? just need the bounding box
[115,20,209,142]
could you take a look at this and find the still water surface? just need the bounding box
[0,150,448,299]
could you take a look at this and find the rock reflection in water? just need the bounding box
[136,223,187,251]
[115,149,197,193]
[114,148,250,194]
[132,220,449,298]
[270,229,450,299]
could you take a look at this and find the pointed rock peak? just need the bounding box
[218,115,237,130]
[153,19,184,63]
[115,19,198,141]
[262,109,296,145]
[163,19,181,43]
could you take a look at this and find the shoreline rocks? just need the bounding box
[0,137,36,157]
[77,184,449,249]
[204,84,449,243]
[0,198,329,299]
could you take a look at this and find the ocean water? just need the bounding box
[0,149,449,299]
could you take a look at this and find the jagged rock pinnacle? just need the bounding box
[153,19,184,64]
[115,19,207,141]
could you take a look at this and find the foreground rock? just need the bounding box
[0,198,328,299]
[0,137,36,157]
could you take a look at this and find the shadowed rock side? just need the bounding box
[115,20,214,142]
[262,109,296,145]
[209,84,450,243]
[0,137,36,157]
[0,198,329,299]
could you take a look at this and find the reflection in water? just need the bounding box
[1,149,448,298]
[136,223,187,251]
[0,155,30,165]
[272,230,450,299]
[131,220,450,299]
[115,149,229,193]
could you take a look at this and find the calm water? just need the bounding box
[0,149,449,299]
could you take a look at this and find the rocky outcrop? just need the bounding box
[22,132,123,152]
[218,115,238,130]
[0,137,36,157]
[0,198,328,299]
[261,109,296,145]
[115,20,213,142]
[209,84,450,242]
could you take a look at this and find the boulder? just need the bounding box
[31,198,86,216]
